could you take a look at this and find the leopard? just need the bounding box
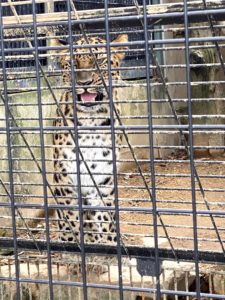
[53,34,128,249]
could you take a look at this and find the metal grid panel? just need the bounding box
[0,0,225,299]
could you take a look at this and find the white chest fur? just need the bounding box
[61,114,119,206]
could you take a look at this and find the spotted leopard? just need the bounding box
[53,35,128,245]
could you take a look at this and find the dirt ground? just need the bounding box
[119,155,225,253]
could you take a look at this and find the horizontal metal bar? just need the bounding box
[0,202,224,216]
[0,157,223,165]
[0,145,224,152]
[0,99,224,107]
[2,219,225,233]
[1,114,225,122]
[2,3,225,30]
[1,168,225,180]
[0,275,224,300]
[0,124,225,132]
[0,238,224,264]
[1,35,225,56]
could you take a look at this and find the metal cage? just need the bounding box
[0,0,225,299]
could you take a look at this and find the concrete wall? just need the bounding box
[0,76,61,231]
[163,0,225,157]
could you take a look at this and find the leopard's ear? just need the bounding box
[51,39,70,65]
[111,34,128,61]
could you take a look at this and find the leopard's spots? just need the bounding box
[53,34,128,245]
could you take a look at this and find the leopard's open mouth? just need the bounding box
[77,92,104,107]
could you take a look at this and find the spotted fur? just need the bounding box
[53,35,128,245]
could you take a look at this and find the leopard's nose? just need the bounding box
[76,70,93,86]
[77,80,92,86]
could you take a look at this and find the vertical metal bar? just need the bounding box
[31,1,54,299]
[185,271,190,300]
[222,274,225,295]
[162,270,166,300]
[183,1,201,299]
[66,1,88,299]
[0,2,21,299]
[104,1,124,299]
[209,273,213,300]
[143,0,161,298]
[174,270,178,300]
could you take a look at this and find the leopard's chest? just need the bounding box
[58,119,118,205]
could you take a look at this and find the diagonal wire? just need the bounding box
[0,175,41,253]
[6,0,128,253]
[132,0,225,256]
[62,0,130,257]
[0,90,81,248]
[0,89,41,253]
[66,3,87,299]
[2,0,83,246]
[6,0,120,248]
[69,0,177,258]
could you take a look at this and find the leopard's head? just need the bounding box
[54,34,128,111]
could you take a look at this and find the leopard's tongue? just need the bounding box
[80,92,97,103]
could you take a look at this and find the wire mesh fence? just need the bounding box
[0,0,225,299]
